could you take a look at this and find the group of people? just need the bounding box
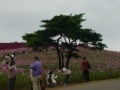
[2,54,91,90]
[29,56,91,90]
[46,66,71,87]
[29,56,72,90]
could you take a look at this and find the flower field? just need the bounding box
[0,47,120,90]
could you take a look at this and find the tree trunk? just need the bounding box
[66,52,72,68]
[65,47,73,68]
[60,51,64,68]
[56,48,62,69]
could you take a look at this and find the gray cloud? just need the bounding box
[0,0,120,51]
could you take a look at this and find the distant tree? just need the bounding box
[22,14,107,69]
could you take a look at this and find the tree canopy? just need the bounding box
[22,14,107,69]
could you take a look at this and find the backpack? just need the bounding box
[48,75,52,84]
[88,63,91,69]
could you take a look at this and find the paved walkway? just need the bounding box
[46,78,120,90]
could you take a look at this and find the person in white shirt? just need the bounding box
[46,70,57,87]
[62,67,71,85]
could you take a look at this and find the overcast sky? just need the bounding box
[0,0,120,51]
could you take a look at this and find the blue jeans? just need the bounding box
[9,76,16,90]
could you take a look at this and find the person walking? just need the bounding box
[81,57,91,82]
[30,56,43,90]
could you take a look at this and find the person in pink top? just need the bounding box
[3,60,16,90]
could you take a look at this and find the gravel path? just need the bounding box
[46,78,120,90]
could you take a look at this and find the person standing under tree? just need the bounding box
[62,67,71,86]
[81,57,91,82]
[30,56,43,90]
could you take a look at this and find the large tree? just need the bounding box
[22,14,107,69]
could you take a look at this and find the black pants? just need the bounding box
[9,76,16,90]
[83,70,89,82]
[64,75,70,85]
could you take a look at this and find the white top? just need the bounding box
[46,73,57,84]
[62,67,71,75]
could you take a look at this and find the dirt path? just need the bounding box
[46,78,120,90]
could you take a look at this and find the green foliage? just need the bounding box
[0,74,8,89]
[22,14,107,68]
[90,69,120,81]
[15,74,31,89]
